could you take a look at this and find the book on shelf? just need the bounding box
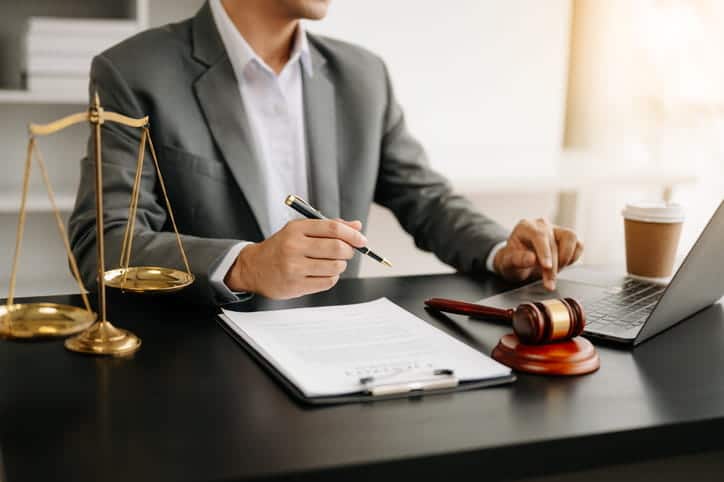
[23,17,140,79]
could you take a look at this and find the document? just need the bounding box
[219,298,511,398]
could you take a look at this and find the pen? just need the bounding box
[284,194,392,267]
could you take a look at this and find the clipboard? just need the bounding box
[217,314,516,406]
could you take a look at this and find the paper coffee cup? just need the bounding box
[622,202,684,278]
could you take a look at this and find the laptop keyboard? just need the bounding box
[585,278,666,333]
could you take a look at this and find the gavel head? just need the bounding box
[512,298,585,345]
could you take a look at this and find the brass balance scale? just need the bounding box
[0,93,193,355]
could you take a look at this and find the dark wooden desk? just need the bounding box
[2,273,724,482]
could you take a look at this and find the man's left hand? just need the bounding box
[493,218,583,291]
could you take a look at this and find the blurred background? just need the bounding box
[0,0,721,296]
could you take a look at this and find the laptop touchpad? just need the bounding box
[478,279,605,309]
[476,265,630,310]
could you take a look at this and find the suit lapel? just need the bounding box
[193,60,272,237]
[303,41,340,220]
[190,6,340,234]
[191,3,271,237]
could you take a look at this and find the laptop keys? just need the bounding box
[584,279,664,332]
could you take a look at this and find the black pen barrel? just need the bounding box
[284,194,391,267]
[287,199,325,220]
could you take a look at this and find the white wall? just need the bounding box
[310,0,572,183]
[148,0,203,26]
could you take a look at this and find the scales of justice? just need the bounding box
[0,93,194,356]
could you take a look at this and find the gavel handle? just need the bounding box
[424,298,513,323]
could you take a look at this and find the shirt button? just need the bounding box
[273,103,284,115]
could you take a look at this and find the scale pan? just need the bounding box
[104,267,194,293]
[0,302,96,339]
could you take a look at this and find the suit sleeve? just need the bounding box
[68,54,240,305]
[373,61,509,274]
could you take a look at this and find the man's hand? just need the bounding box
[493,218,583,291]
[225,218,366,299]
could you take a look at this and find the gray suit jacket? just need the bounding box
[68,2,508,304]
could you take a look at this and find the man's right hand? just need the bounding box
[224,219,367,299]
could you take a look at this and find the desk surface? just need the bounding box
[2,273,724,482]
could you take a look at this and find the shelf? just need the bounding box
[0,89,87,105]
[0,193,75,213]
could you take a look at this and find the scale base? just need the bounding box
[64,320,141,356]
[492,333,600,376]
[0,303,95,339]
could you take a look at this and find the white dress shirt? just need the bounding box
[207,0,503,301]
[208,0,311,300]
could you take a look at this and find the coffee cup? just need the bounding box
[622,202,684,278]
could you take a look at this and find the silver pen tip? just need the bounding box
[382,259,392,268]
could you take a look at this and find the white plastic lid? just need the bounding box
[622,201,685,223]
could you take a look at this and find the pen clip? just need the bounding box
[360,369,458,396]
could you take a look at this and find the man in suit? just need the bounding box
[68,0,583,304]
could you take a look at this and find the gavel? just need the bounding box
[424,297,586,345]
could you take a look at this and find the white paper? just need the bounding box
[220,298,511,397]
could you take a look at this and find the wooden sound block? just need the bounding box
[492,333,600,376]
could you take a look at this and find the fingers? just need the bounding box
[334,218,363,231]
[304,259,348,277]
[495,246,537,282]
[543,229,559,291]
[504,219,585,291]
[300,219,367,248]
[556,235,576,268]
[292,219,362,296]
[303,237,356,260]
[555,227,579,268]
[248,219,360,299]
[505,249,537,270]
[520,220,553,270]
[299,275,340,296]
[503,265,537,283]
[571,241,584,264]
[514,219,555,289]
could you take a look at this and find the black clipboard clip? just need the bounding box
[360,369,458,396]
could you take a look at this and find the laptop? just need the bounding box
[479,200,724,346]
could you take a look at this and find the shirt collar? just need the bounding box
[210,0,313,78]
[291,22,313,77]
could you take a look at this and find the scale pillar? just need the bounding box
[64,93,141,356]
